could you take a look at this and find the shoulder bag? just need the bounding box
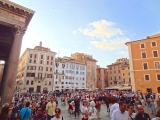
[22,108,28,120]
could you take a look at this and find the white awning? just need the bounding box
[118,86,131,90]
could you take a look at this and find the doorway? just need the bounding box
[37,86,41,93]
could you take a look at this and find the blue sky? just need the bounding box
[12,0,160,67]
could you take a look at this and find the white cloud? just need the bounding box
[118,50,128,56]
[91,37,129,50]
[79,20,123,38]
[72,30,77,34]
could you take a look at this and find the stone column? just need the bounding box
[0,25,26,104]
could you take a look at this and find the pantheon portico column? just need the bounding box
[0,25,26,104]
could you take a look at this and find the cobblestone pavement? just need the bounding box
[57,97,155,120]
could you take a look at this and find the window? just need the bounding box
[31,81,34,85]
[49,82,51,85]
[110,82,112,85]
[110,77,112,80]
[38,73,42,79]
[88,66,90,69]
[34,54,37,58]
[119,76,120,79]
[118,70,120,73]
[55,81,57,84]
[40,60,43,64]
[47,56,49,60]
[110,67,112,70]
[128,72,130,75]
[50,68,52,71]
[56,75,58,79]
[141,43,145,48]
[39,67,43,71]
[44,81,47,85]
[46,67,48,71]
[129,78,131,83]
[153,51,158,57]
[34,60,36,63]
[155,62,160,69]
[152,42,156,47]
[145,75,150,80]
[157,74,160,80]
[47,61,49,65]
[143,63,148,69]
[41,55,43,59]
[142,52,146,58]
[30,54,32,58]
[26,80,29,85]
[51,57,53,60]
[123,73,124,76]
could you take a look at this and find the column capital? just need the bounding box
[14,25,26,36]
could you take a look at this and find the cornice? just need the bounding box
[0,0,35,14]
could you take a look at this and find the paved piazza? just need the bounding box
[57,97,154,120]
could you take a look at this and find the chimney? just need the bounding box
[40,41,42,47]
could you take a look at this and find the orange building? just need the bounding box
[97,68,108,89]
[71,53,97,90]
[126,34,160,93]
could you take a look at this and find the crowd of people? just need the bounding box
[0,88,160,120]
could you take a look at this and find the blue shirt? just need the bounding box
[20,107,32,120]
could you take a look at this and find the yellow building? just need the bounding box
[71,53,97,90]
[107,58,130,87]
[126,34,160,93]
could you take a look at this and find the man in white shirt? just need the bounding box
[110,98,119,118]
[111,101,129,120]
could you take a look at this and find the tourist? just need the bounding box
[0,103,9,120]
[51,108,64,120]
[34,106,47,120]
[111,101,129,120]
[73,96,80,119]
[155,98,160,115]
[148,95,155,114]
[95,100,101,119]
[88,101,97,120]
[135,105,151,120]
[20,101,32,120]
[68,101,74,114]
[110,98,119,118]
[46,97,56,120]
[11,102,19,119]
[127,104,136,120]
[152,108,160,120]
[81,100,89,120]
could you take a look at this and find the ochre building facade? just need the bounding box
[126,34,160,93]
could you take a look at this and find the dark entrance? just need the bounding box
[37,86,41,93]
[146,88,152,93]
[29,87,34,93]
